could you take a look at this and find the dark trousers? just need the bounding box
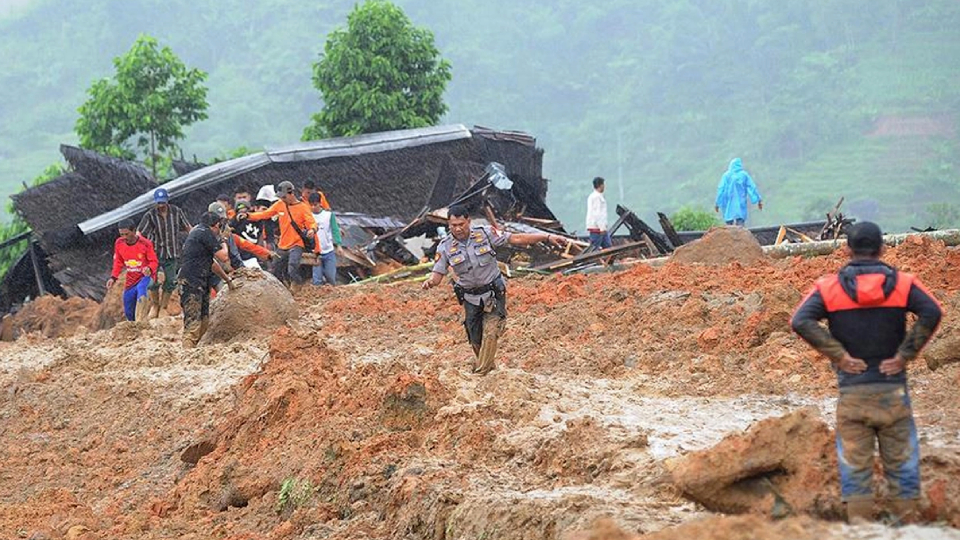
[274,246,305,285]
[463,292,507,374]
[180,281,210,348]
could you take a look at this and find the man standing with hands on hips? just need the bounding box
[791,221,942,523]
[422,205,568,375]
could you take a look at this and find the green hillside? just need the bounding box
[0,0,958,232]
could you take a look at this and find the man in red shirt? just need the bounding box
[107,218,159,322]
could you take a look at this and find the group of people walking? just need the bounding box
[107,180,343,346]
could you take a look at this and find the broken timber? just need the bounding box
[616,205,672,255]
[530,241,646,272]
[657,212,684,248]
[765,229,960,259]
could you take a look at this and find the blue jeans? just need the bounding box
[312,251,337,286]
[122,277,152,321]
[836,387,921,501]
[588,231,612,250]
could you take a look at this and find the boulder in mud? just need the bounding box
[667,407,839,518]
[671,226,765,266]
[198,268,298,345]
[924,328,960,371]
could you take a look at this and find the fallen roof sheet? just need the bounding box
[78,125,473,235]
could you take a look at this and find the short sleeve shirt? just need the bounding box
[432,226,511,289]
[178,225,223,287]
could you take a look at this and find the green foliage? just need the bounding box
[923,203,960,229]
[302,0,452,140]
[1,1,959,233]
[276,477,314,515]
[75,34,209,176]
[670,205,721,232]
[0,163,64,278]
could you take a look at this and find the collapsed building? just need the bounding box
[1,125,559,311]
[2,123,842,314]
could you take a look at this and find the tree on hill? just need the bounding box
[75,34,209,177]
[302,0,452,140]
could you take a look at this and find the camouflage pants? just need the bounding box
[836,385,921,501]
[180,281,210,349]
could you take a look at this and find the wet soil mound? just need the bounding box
[198,268,298,345]
[671,226,765,266]
[668,408,839,518]
[3,295,100,340]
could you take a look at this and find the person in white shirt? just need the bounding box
[308,192,341,286]
[585,176,611,250]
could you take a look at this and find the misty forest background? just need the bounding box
[1,0,959,232]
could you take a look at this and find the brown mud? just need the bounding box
[1,239,960,539]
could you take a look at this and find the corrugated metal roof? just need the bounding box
[77,125,472,235]
[77,153,270,234]
[266,124,471,163]
[336,212,407,230]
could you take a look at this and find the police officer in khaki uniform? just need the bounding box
[423,205,567,375]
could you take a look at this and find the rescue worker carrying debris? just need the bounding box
[422,205,567,375]
[791,221,942,524]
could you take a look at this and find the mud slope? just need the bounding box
[1,238,959,539]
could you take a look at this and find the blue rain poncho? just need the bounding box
[715,158,762,223]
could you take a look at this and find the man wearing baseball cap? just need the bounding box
[239,180,316,290]
[137,187,192,318]
[792,221,943,523]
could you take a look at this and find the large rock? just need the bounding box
[671,226,765,265]
[667,408,840,518]
[198,268,298,345]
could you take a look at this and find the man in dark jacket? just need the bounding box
[791,221,942,523]
[178,212,236,348]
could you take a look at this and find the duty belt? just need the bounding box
[460,279,502,296]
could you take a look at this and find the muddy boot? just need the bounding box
[135,297,151,322]
[148,289,161,319]
[846,499,875,523]
[474,314,503,375]
[198,317,210,342]
[182,319,204,349]
[159,290,173,317]
[887,499,918,525]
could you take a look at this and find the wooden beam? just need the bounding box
[615,205,672,254]
[28,242,46,297]
[529,241,646,272]
[0,230,31,252]
[657,212,684,248]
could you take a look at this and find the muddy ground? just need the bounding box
[2,235,960,540]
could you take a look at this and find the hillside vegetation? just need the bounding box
[0,0,958,231]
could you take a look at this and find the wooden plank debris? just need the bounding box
[657,212,684,248]
[529,241,646,272]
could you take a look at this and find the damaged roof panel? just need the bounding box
[78,125,473,235]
